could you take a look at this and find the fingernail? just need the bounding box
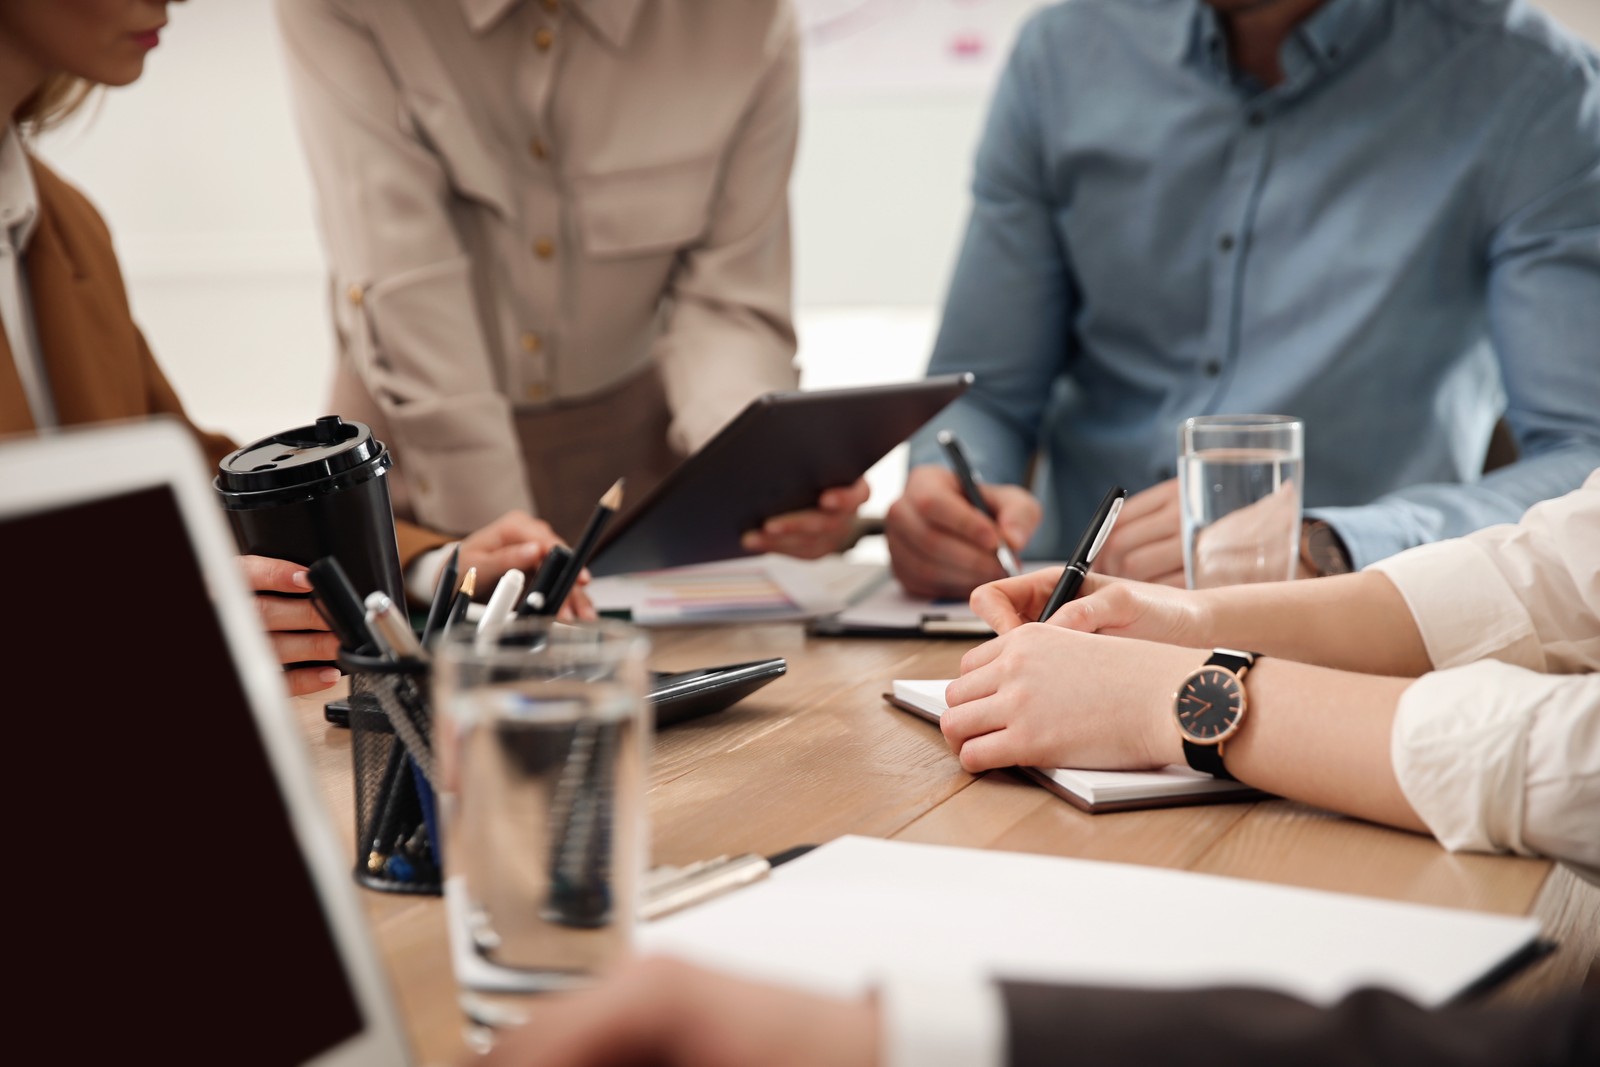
[741,532,763,551]
[317,668,341,684]
[291,570,312,590]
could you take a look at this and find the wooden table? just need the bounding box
[294,623,1600,1066]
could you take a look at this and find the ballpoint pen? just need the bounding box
[937,429,1022,577]
[1038,486,1128,622]
[519,543,573,618]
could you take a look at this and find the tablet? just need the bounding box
[588,374,973,576]
[649,658,788,728]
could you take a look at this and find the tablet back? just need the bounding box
[590,374,972,576]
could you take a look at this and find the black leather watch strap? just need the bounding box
[1180,650,1256,781]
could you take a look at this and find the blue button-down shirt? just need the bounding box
[913,0,1600,567]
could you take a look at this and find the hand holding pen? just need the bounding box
[937,431,1022,578]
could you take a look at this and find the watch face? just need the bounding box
[1175,666,1245,745]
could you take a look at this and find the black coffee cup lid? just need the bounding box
[216,416,392,499]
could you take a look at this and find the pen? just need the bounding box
[1038,486,1127,623]
[538,478,623,617]
[306,555,381,654]
[476,567,525,646]
[937,430,1021,578]
[420,544,461,650]
[365,590,427,660]
[518,543,573,618]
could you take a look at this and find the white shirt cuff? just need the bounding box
[1368,538,1544,670]
[404,543,458,605]
[878,973,1005,1067]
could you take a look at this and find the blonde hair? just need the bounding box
[15,72,95,132]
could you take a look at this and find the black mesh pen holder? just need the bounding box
[340,650,441,896]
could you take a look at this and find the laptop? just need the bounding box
[2,418,411,1065]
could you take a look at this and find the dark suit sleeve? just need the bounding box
[1001,983,1599,1067]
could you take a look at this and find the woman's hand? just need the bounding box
[940,624,1202,774]
[459,510,595,620]
[971,571,1213,647]
[239,555,342,696]
[742,478,873,560]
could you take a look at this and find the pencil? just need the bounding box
[539,478,623,616]
[440,567,476,644]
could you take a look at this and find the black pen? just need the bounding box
[420,544,461,650]
[937,430,1021,577]
[519,543,573,618]
[306,555,381,654]
[1038,486,1127,622]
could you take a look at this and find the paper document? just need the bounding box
[640,836,1542,1008]
[587,555,879,626]
[889,679,1259,811]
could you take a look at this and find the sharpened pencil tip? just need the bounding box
[461,567,477,598]
[601,477,625,510]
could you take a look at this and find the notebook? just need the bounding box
[2,418,412,1065]
[640,836,1546,1009]
[887,679,1264,812]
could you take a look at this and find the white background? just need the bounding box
[34,0,1600,515]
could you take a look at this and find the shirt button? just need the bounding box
[520,332,543,353]
[529,137,548,161]
[534,237,555,259]
[534,28,555,50]
[346,284,365,307]
[1203,360,1223,378]
[1218,234,1236,253]
[526,383,549,402]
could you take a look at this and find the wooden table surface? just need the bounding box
[293,623,1600,1066]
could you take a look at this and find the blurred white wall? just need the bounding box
[33,0,1600,513]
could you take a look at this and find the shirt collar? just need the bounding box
[456,0,645,47]
[0,123,39,255]
[1180,0,1390,80]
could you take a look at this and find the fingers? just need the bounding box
[559,585,599,623]
[1095,479,1181,581]
[741,507,855,559]
[969,570,1062,632]
[270,629,343,667]
[984,484,1043,555]
[284,665,343,697]
[239,555,312,595]
[817,477,871,514]
[256,591,332,633]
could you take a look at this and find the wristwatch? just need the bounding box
[1300,519,1353,577]
[1173,649,1258,780]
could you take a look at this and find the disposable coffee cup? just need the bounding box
[215,415,407,667]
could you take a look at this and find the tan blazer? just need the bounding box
[0,156,447,568]
[277,0,802,535]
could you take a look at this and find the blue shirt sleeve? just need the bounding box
[1312,58,1600,568]
[910,19,1077,486]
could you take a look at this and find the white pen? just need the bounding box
[364,590,426,660]
[475,568,525,645]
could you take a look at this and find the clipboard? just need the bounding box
[589,375,973,576]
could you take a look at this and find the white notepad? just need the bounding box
[640,836,1544,1009]
[888,679,1261,812]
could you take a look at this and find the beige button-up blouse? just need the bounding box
[277,0,801,532]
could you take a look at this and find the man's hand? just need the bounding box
[886,464,1041,600]
[741,478,872,559]
[475,956,878,1067]
[459,510,595,621]
[1093,479,1185,586]
[239,555,342,696]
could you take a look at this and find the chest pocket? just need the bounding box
[572,156,718,259]
[401,91,516,218]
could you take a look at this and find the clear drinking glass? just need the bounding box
[433,619,652,1041]
[1178,415,1304,589]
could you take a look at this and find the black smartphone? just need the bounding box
[648,658,787,728]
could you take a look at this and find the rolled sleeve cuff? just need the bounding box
[878,973,1005,1067]
[1368,538,1544,670]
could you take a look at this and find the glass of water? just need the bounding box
[1179,415,1304,589]
[433,619,652,1041]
